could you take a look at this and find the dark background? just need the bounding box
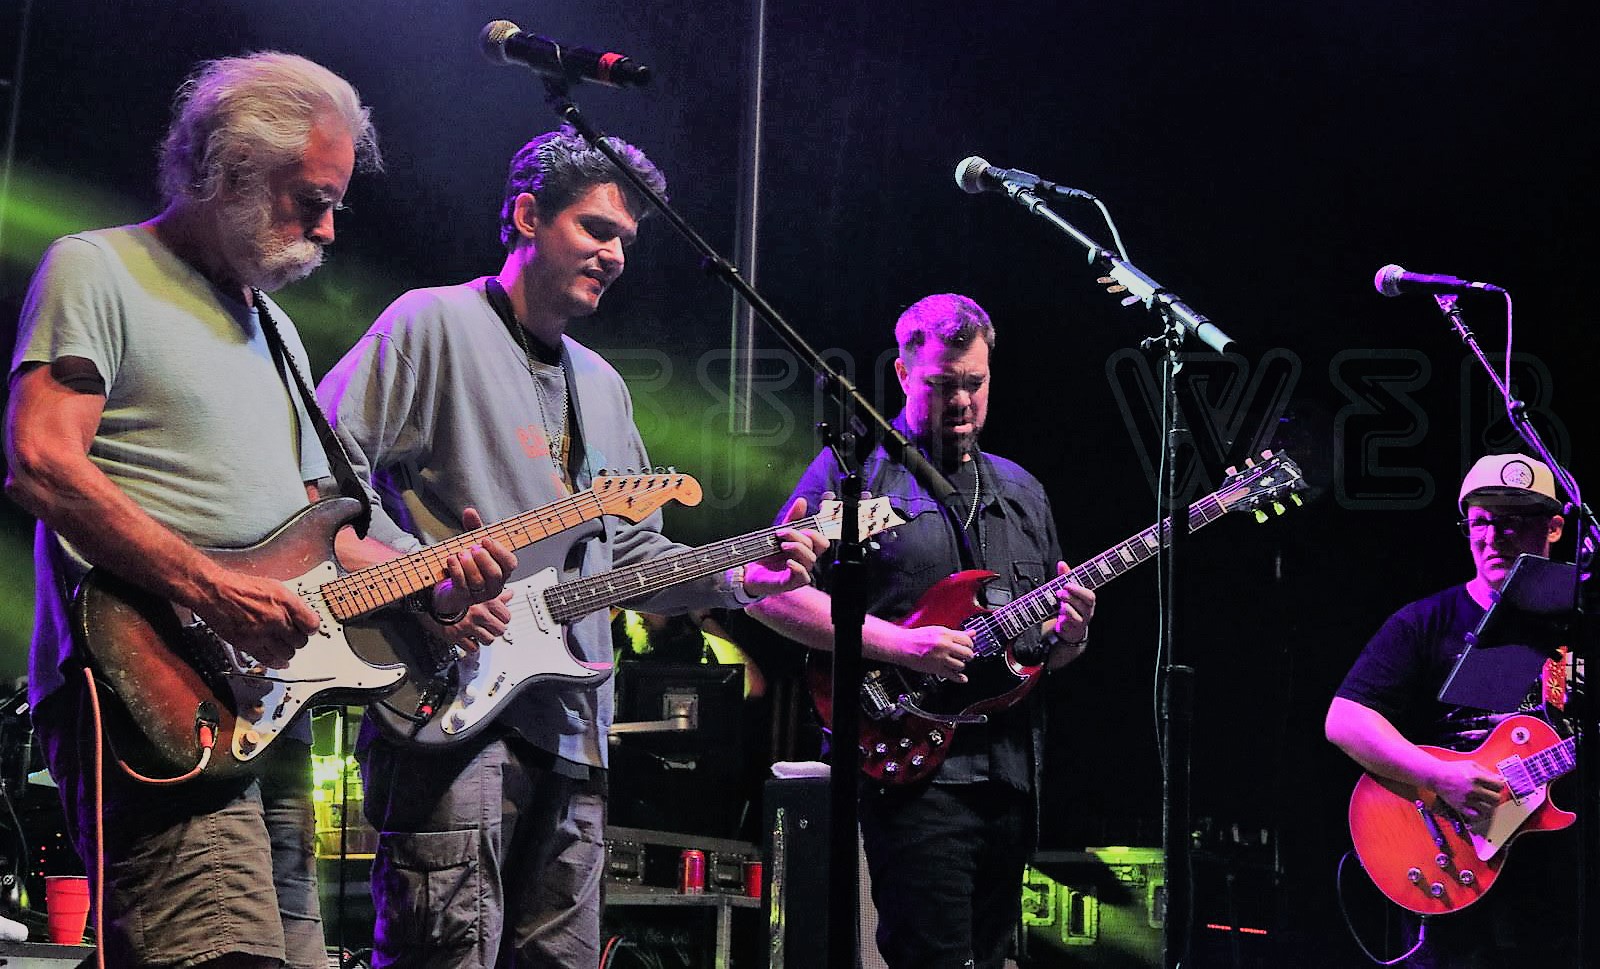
[2,1,1596,963]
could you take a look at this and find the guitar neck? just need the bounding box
[1522,734,1578,788]
[986,490,1234,639]
[543,514,824,623]
[323,491,612,620]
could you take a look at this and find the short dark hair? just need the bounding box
[498,125,666,250]
[895,294,996,357]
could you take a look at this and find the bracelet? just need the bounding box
[408,590,467,626]
[1043,626,1088,649]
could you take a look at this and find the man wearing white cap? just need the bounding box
[1325,452,1574,967]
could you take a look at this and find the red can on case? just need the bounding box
[679,849,706,894]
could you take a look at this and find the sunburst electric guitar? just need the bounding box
[811,450,1306,785]
[1348,713,1576,914]
[72,473,699,780]
[369,497,905,747]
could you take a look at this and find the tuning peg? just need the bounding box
[1225,465,1237,476]
[1272,501,1286,516]
[1291,493,1304,507]
[1244,457,1256,468]
[1120,295,1142,307]
[1254,509,1268,523]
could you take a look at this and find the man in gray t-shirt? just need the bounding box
[5,54,512,969]
[319,126,828,969]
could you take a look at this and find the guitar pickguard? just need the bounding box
[211,561,408,762]
[361,524,614,747]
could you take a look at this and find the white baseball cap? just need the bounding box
[1458,453,1561,513]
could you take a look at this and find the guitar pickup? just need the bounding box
[1413,800,1450,851]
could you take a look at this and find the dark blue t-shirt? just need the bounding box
[1336,584,1557,749]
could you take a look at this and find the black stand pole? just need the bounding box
[1150,323,1194,968]
[981,185,1235,967]
[533,77,956,969]
[826,430,866,967]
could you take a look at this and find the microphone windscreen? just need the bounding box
[480,20,522,63]
[954,156,991,194]
[1373,264,1406,298]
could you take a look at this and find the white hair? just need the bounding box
[158,51,380,205]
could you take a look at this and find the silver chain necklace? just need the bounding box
[509,320,569,470]
[961,457,981,530]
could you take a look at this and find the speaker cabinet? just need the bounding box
[762,776,886,969]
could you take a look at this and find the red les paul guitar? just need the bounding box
[1349,714,1576,914]
[810,450,1306,785]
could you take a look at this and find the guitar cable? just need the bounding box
[1334,849,1426,965]
[80,670,223,969]
[81,667,107,969]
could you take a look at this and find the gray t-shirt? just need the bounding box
[12,225,330,705]
[318,278,746,768]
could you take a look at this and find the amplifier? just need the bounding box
[604,825,758,895]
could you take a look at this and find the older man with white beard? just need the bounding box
[5,52,514,968]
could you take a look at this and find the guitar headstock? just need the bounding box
[1218,450,1307,522]
[813,497,905,542]
[590,473,704,522]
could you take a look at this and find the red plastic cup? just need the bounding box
[44,875,91,945]
[743,860,763,899]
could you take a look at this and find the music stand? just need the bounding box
[1438,554,1580,712]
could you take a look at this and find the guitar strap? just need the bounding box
[483,278,590,489]
[253,290,374,539]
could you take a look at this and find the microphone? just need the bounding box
[480,20,651,88]
[954,156,1092,200]
[1373,264,1505,297]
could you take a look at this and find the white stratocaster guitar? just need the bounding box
[368,497,904,746]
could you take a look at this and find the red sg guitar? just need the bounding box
[1348,713,1576,915]
[810,450,1306,785]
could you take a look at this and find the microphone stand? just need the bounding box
[537,77,957,969]
[991,182,1237,968]
[1433,294,1596,964]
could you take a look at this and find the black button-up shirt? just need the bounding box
[784,417,1063,794]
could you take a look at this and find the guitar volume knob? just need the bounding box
[874,743,889,755]
[1406,867,1423,884]
[1457,870,1475,886]
[1428,882,1445,898]
[1435,853,1450,869]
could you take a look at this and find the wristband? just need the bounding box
[1043,625,1088,649]
[408,590,467,626]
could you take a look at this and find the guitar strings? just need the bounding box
[959,484,1240,658]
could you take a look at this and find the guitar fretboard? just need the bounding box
[543,514,830,623]
[321,489,616,621]
[965,477,1253,655]
[1501,735,1577,797]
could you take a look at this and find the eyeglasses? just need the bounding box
[1458,513,1548,538]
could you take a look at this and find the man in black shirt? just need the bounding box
[748,293,1096,969]
[1327,452,1575,967]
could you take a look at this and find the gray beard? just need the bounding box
[218,193,324,293]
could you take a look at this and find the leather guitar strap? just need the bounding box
[253,290,374,539]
